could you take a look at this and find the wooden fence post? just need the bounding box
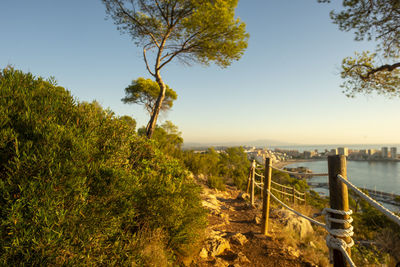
[246,162,252,194]
[260,170,264,199]
[261,158,272,235]
[292,187,296,204]
[250,160,255,207]
[328,155,351,267]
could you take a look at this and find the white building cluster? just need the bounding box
[331,146,398,160]
[244,147,291,164]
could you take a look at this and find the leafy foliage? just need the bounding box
[122,77,177,114]
[272,169,309,192]
[119,114,137,131]
[0,68,206,265]
[103,0,249,68]
[207,176,226,191]
[341,51,400,97]
[349,190,400,263]
[218,147,250,189]
[102,0,249,137]
[320,0,400,97]
[181,147,251,190]
[138,120,184,158]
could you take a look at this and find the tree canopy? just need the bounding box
[122,77,177,115]
[102,0,249,137]
[138,120,183,156]
[320,0,400,97]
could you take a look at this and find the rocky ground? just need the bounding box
[190,182,323,267]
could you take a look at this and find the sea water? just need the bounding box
[287,160,400,212]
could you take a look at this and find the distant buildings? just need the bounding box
[391,147,397,159]
[303,151,312,159]
[368,149,376,156]
[242,145,399,163]
[245,148,292,164]
[382,147,389,158]
[338,147,349,156]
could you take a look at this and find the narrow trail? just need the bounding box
[191,183,316,267]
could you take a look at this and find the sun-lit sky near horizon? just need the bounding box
[1,0,399,145]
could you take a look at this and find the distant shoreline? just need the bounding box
[276,158,400,169]
[273,159,318,169]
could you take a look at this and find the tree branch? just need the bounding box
[362,62,400,80]
[143,45,155,77]
[114,0,160,48]
[154,0,169,26]
[158,43,200,70]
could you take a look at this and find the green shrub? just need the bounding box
[0,68,206,265]
[181,147,250,190]
[219,147,250,189]
[207,176,226,191]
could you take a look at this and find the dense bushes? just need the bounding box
[349,191,400,264]
[180,147,250,190]
[0,68,206,265]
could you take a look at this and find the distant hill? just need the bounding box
[183,139,299,149]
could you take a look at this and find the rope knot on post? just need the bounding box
[322,208,355,267]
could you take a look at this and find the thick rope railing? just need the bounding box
[271,187,293,197]
[293,188,305,196]
[269,180,305,202]
[254,177,306,202]
[271,165,328,177]
[337,174,400,227]
[254,172,264,178]
[252,156,400,266]
[267,188,355,267]
[254,182,263,190]
[250,158,357,265]
[271,180,292,190]
[294,195,305,201]
[254,181,263,189]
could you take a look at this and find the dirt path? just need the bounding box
[191,184,315,267]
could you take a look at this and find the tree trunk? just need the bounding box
[146,73,166,138]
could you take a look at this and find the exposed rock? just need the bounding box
[199,248,208,259]
[218,212,230,224]
[209,230,225,238]
[253,214,262,224]
[237,192,250,201]
[273,209,314,239]
[235,252,250,263]
[210,257,230,267]
[206,231,231,257]
[202,194,221,212]
[286,246,301,258]
[230,233,248,246]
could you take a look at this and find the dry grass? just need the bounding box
[375,228,400,263]
[132,228,170,267]
[270,200,330,266]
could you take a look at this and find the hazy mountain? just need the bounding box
[183,139,299,149]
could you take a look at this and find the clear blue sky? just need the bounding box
[1,0,399,145]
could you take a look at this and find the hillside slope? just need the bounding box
[191,180,327,267]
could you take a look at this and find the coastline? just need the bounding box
[273,159,319,169]
[275,158,400,170]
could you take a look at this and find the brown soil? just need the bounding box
[191,183,315,267]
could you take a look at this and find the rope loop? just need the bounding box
[325,235,355,266]
[322,208,355,267]
[323,207,353,216]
